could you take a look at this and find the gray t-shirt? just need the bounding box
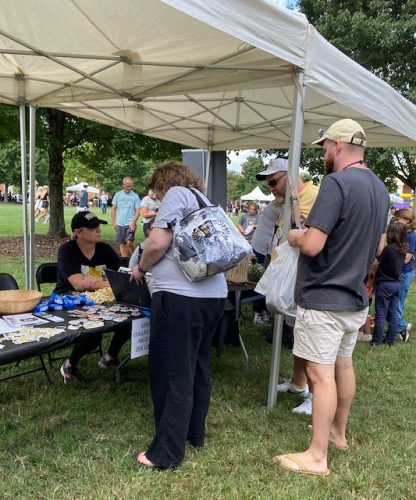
[151,186,228,298]
[251,203,282,256]
[295,167,389,311]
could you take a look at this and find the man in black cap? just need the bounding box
[55,211,130,382]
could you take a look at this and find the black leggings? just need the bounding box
[69,323,131,366]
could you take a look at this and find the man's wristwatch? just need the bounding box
[137,264,147,274]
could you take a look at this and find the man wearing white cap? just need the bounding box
[274,119,389,475]
[256,157,319,416]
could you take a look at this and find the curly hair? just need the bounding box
[147,160,204,198]
[394,208,416,231]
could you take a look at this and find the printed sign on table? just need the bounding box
[130,317,150,359]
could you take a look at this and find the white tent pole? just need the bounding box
[267,70,305,409]
[19,103,29,289]
[204,128,214,194]
[28,106,36,290]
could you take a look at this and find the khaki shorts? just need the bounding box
[293,306,368,365]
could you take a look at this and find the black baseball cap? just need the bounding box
[71,211,108,231]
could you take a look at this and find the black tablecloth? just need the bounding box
[0,304,134,366]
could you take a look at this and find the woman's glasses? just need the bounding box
[267,173,287,188]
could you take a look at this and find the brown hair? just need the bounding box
[247,202,258,210]
[147,160,204,198]
[386,222,407,253]
[394,208,416,231]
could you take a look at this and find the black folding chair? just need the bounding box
[0,273,19,291]
[0,273,51,383]
[35,262,58,293]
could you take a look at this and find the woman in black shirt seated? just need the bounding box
[56,211,130,382]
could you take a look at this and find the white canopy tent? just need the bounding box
[66,182,99,194]
[0,0,415,407]
[241,186,274,202]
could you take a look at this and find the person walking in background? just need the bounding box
[100,190,108,214]
[131,160,226,469]
[393,208,416,342]
[370,223,407,347]
[275,119,389,476]
[237,202,258,242]
[111,177,141,257]
[78,183,89,212]
[140,189,160,238]
[35,186,50,224]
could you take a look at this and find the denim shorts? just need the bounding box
[115,225,135,244]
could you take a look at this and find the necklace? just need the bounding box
[343,160,368,170]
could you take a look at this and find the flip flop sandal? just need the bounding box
[273,453,330,476]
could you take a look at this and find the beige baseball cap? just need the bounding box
[312,119,367,147]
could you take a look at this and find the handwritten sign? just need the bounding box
[130,317,150,359]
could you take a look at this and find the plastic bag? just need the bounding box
[173,195,251,281]
[255,241,299,316]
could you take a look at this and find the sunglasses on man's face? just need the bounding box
[267,174,287,188]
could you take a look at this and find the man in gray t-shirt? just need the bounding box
[274,119,389,476]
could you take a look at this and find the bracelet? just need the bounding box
[137,264,147,274]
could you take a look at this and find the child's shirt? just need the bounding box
[376,244,405,281]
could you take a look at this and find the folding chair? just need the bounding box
[0,273,19,291]
[0,273,51,383]
[35,262,58,293]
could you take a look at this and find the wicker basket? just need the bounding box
[226,254,252,284]
[0,290,42,315]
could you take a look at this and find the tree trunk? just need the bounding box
[3,182,9,203]
[46,109,67,239]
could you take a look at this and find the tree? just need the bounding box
[226,155,268,201]
[297,0,416,190]
[35,108,182,238]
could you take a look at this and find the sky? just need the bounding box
[227,150,261,173]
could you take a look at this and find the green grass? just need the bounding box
[0,203,137,241]
[1,205,416,498]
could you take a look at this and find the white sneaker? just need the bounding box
[261,311,271,324]
[404,323,412,343]
[277,378,309,395]
[253,312,262,325]
[292,395,313,415]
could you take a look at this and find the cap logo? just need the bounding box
[84,212,96,221]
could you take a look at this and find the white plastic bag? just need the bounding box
[255,241,299,316]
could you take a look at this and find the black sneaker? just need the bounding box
[98,355,120,369]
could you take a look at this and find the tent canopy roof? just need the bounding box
[0,0,414,149]
[66,182,99,194]
[241,186,273,201]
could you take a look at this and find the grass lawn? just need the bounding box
[1,205,415,498]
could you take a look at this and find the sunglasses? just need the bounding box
[267,174,287,188]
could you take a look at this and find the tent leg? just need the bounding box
[267,314,283,409]
[19,104,29,289]
[28,106,36,290]
[267,70,305,409]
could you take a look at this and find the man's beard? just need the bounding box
[324,157,335,175]
[273,194,285,205]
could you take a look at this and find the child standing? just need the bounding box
[372,223,407,347]
[237,202,258,242]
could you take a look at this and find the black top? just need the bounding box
[54,239,120,294]
[376,244,405,281]
[295,168,390,311]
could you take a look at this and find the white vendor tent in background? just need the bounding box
[241,186,274,202]
[0,0,415,407]
[65,182,99,194]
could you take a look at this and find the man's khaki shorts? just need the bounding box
[293,306,369,365]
